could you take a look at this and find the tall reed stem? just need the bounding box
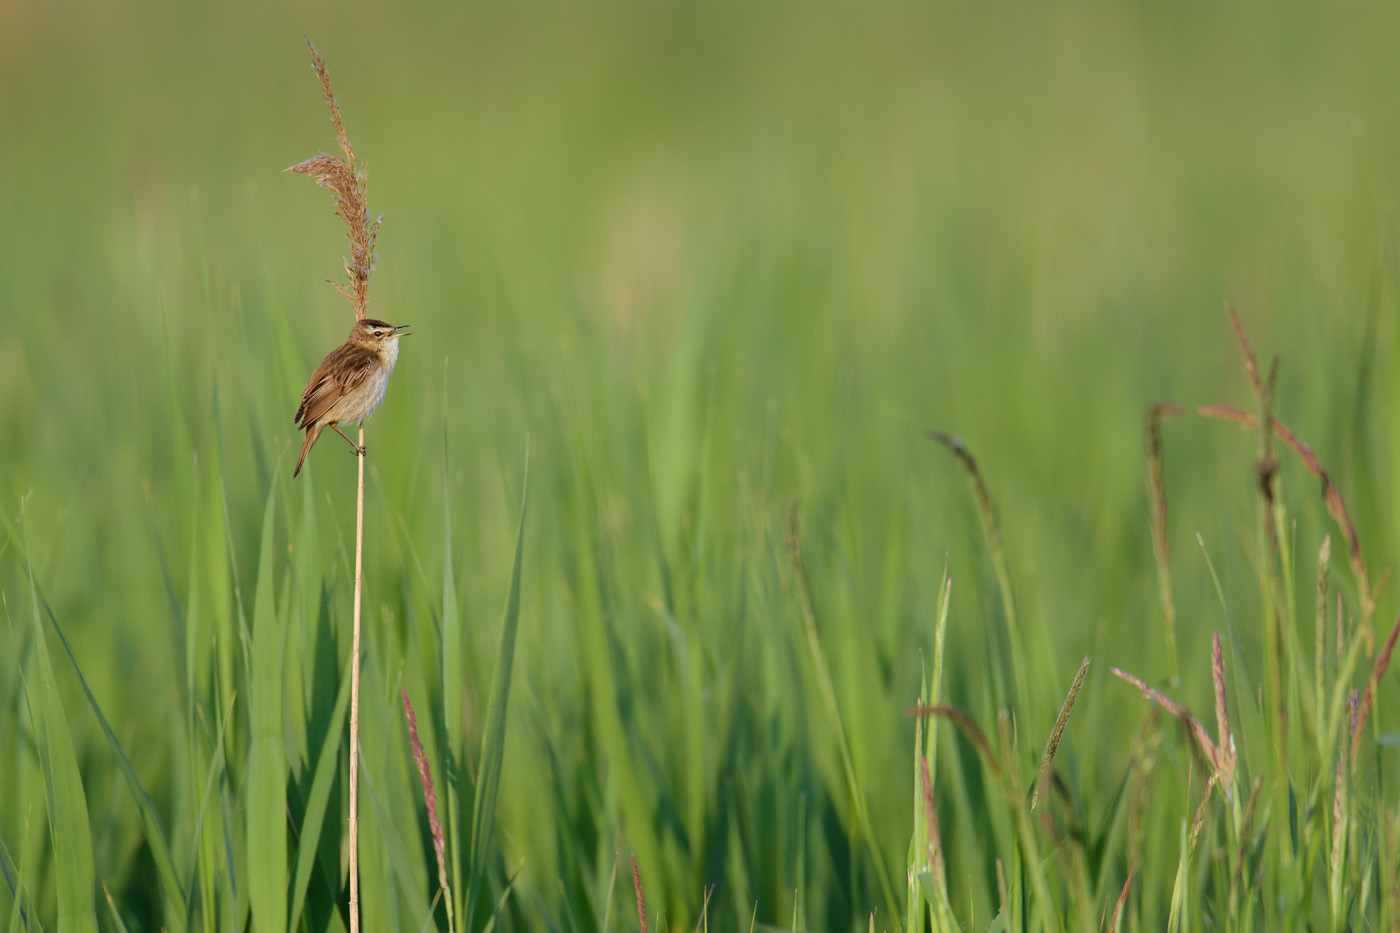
[349,424,365,931]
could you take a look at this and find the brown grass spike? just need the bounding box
[1257,356,1281,503]
[1216,306,1378,650]
[920,757,947,892]
[1110,665,1228,786]
[1210,633,1236,792]
[1145,403,1185,682]
[1226,302,1262,399]
[1329,756,1345,899]
[928,429,1038,711]
[1198,404,1377,651]
[1106,872,1133,933]
[1350,612,1400,765]
[907,703,1005,781]
[1186,769,1213,856]
[631,854,648,933]
[1254,354,1289,769]
[402,688,454,932]
[1226,776,1264,919]
[1315,537,1331,747]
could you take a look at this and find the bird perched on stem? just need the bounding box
[293,318,409,477]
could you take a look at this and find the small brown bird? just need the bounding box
[293,318,409,477]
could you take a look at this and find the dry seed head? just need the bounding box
[288,40,379,320]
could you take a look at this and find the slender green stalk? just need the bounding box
[785,503,898,922]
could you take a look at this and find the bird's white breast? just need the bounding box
[336,339,399,425]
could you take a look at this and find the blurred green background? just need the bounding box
[2,2,1398,930]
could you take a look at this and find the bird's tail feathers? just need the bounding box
[293,424,322,478]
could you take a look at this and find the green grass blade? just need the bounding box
[0,827,32,931]
[40,597,189,927]
[1167,819,1188,933]
[245,486,287,933]
[190,692,238,933]
[784,504,898,920]
[101,882,133,933]
[23,539,98,932]
[907,685,928,933]
[288,656,354,925]
[464,452,529,930]
[908,568,953,932]
[358,736,433,925]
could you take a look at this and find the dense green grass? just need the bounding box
[3,3,1399,930]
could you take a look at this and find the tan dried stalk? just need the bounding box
[287,39,383,933]
[349,443,365,932]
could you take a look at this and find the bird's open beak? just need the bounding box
[392,324,411,337]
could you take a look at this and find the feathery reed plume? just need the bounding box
[287,40,381,321]
[402,688,454,932]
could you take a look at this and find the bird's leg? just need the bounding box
[331,424,367,456]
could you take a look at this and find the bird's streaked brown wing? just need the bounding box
[294,344,376,429]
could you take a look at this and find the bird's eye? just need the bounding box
[373,330,384,337]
